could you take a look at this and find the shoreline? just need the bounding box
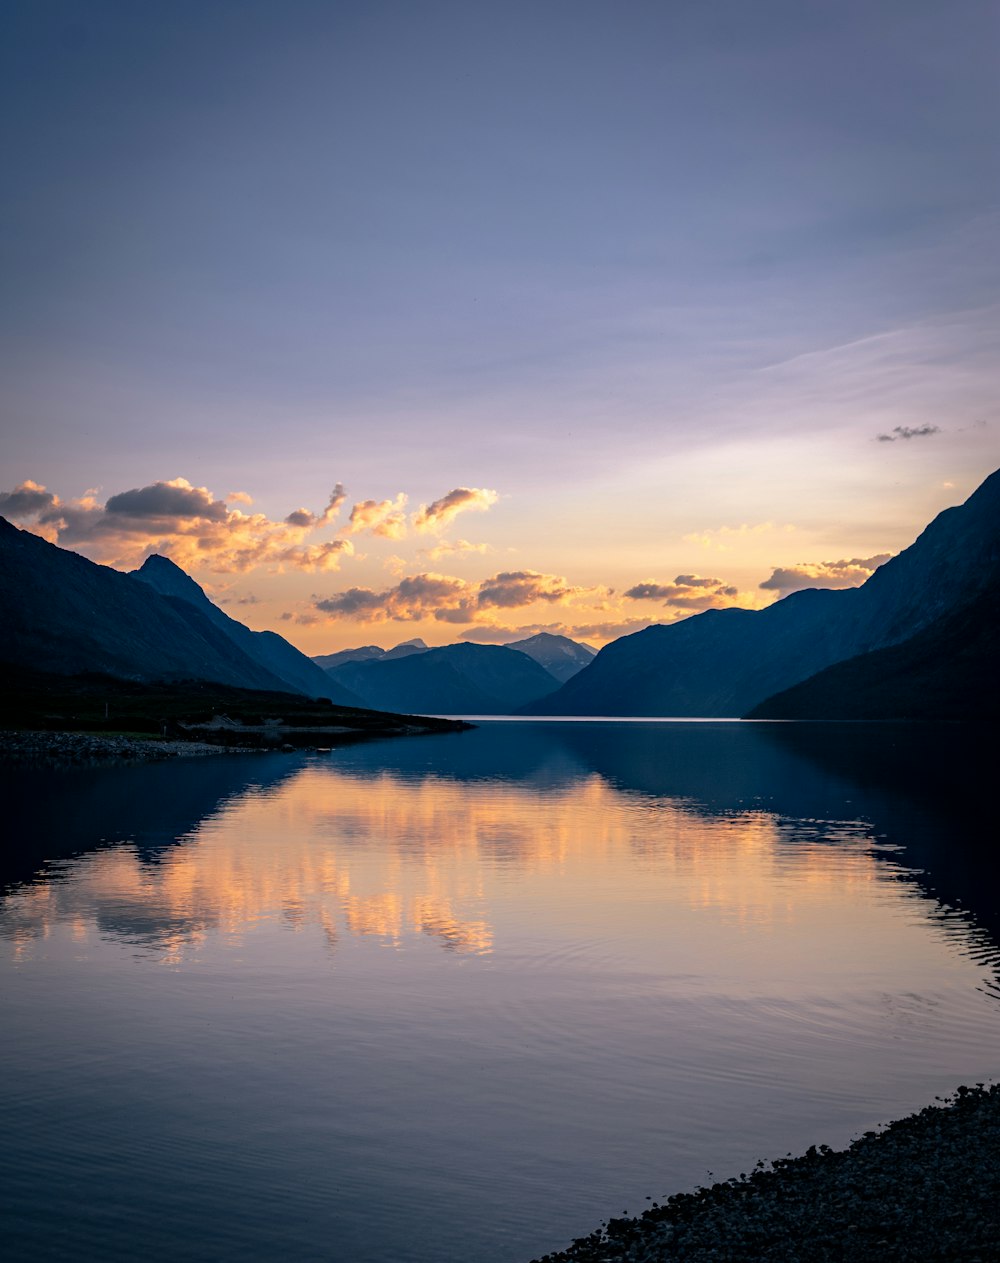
[0,728,262,766]
[531,1083,1000,1262]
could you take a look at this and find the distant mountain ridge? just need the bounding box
[523,469,1000,717]
[499,632,596,682]
[324,642,562,714]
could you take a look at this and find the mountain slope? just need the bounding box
[524,469,1000,717]
[132,554,362,705]
[327,642,561,714]
[0,518,292,692]
[502,632,596,682]
[746,586,1000,720]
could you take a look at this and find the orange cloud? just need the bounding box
[413,487,498,533]
[759,554,891,596]
[2,476,355,574]
[624,574,741,611]
[315,567,598,626]
[346,494,408,539]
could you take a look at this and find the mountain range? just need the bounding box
[311,631,596,713]
[2,468,996,720]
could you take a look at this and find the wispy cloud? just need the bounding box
[876,425,941,442]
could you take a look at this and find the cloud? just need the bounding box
[876,424,941,442]
[477,570,587,608]
[413,487,498,533]
[683,522,797,552]
[8,476,357,574]
[419,538,489,561]
[0,479,57,518]
[316,573,476,623]
[105,478,229,521]
[285,508,316,528]
[759,554,892,595]
[315,567,592,625]
[624,575,741,610]
[283,486,348,530]
[347,494,408,539]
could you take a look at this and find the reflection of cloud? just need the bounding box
[0,764,888,966]
[3,476,355,574]
[413,487,498,533]
[759,554,891,596]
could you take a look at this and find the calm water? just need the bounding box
[2,721,999,1262]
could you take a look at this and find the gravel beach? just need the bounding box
[531,1084,1000,1262]
[0,729,254,765]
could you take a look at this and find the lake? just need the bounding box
[2,720,998,1262]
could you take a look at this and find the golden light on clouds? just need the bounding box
[0,471,902,650]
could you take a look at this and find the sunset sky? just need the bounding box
[3,0,998,652]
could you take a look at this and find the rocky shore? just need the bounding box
[532,1084,1000,1262]
[0,728,254,765]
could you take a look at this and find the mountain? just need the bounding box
[325,642,562,714]
[501,632,596,682]
[313,645,385,671]
[312,638,429,673]
[0,520,362,704]
[0,518,291,692]
[132,555,362,706]
[746,585,1000,720]
[523,469,1000,717]
[383,638,429,660]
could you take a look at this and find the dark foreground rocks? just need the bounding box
[532,1084,1000,1262]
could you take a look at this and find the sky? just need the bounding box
[2,0,998,652]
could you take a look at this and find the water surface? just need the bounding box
[2,721,998,1261]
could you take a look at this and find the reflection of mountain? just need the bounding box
[2,723,997,978]
[524,469,1000,717]
[0,753,300,892]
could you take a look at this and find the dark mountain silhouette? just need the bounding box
[312,638,428,672]
[0,520,360,703]
[312,645,384,671]
[523,468,1000,716]
[132,555,361,705]
[501,632,596,682]
[325,642,561,714]
[747,585,1000,719]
